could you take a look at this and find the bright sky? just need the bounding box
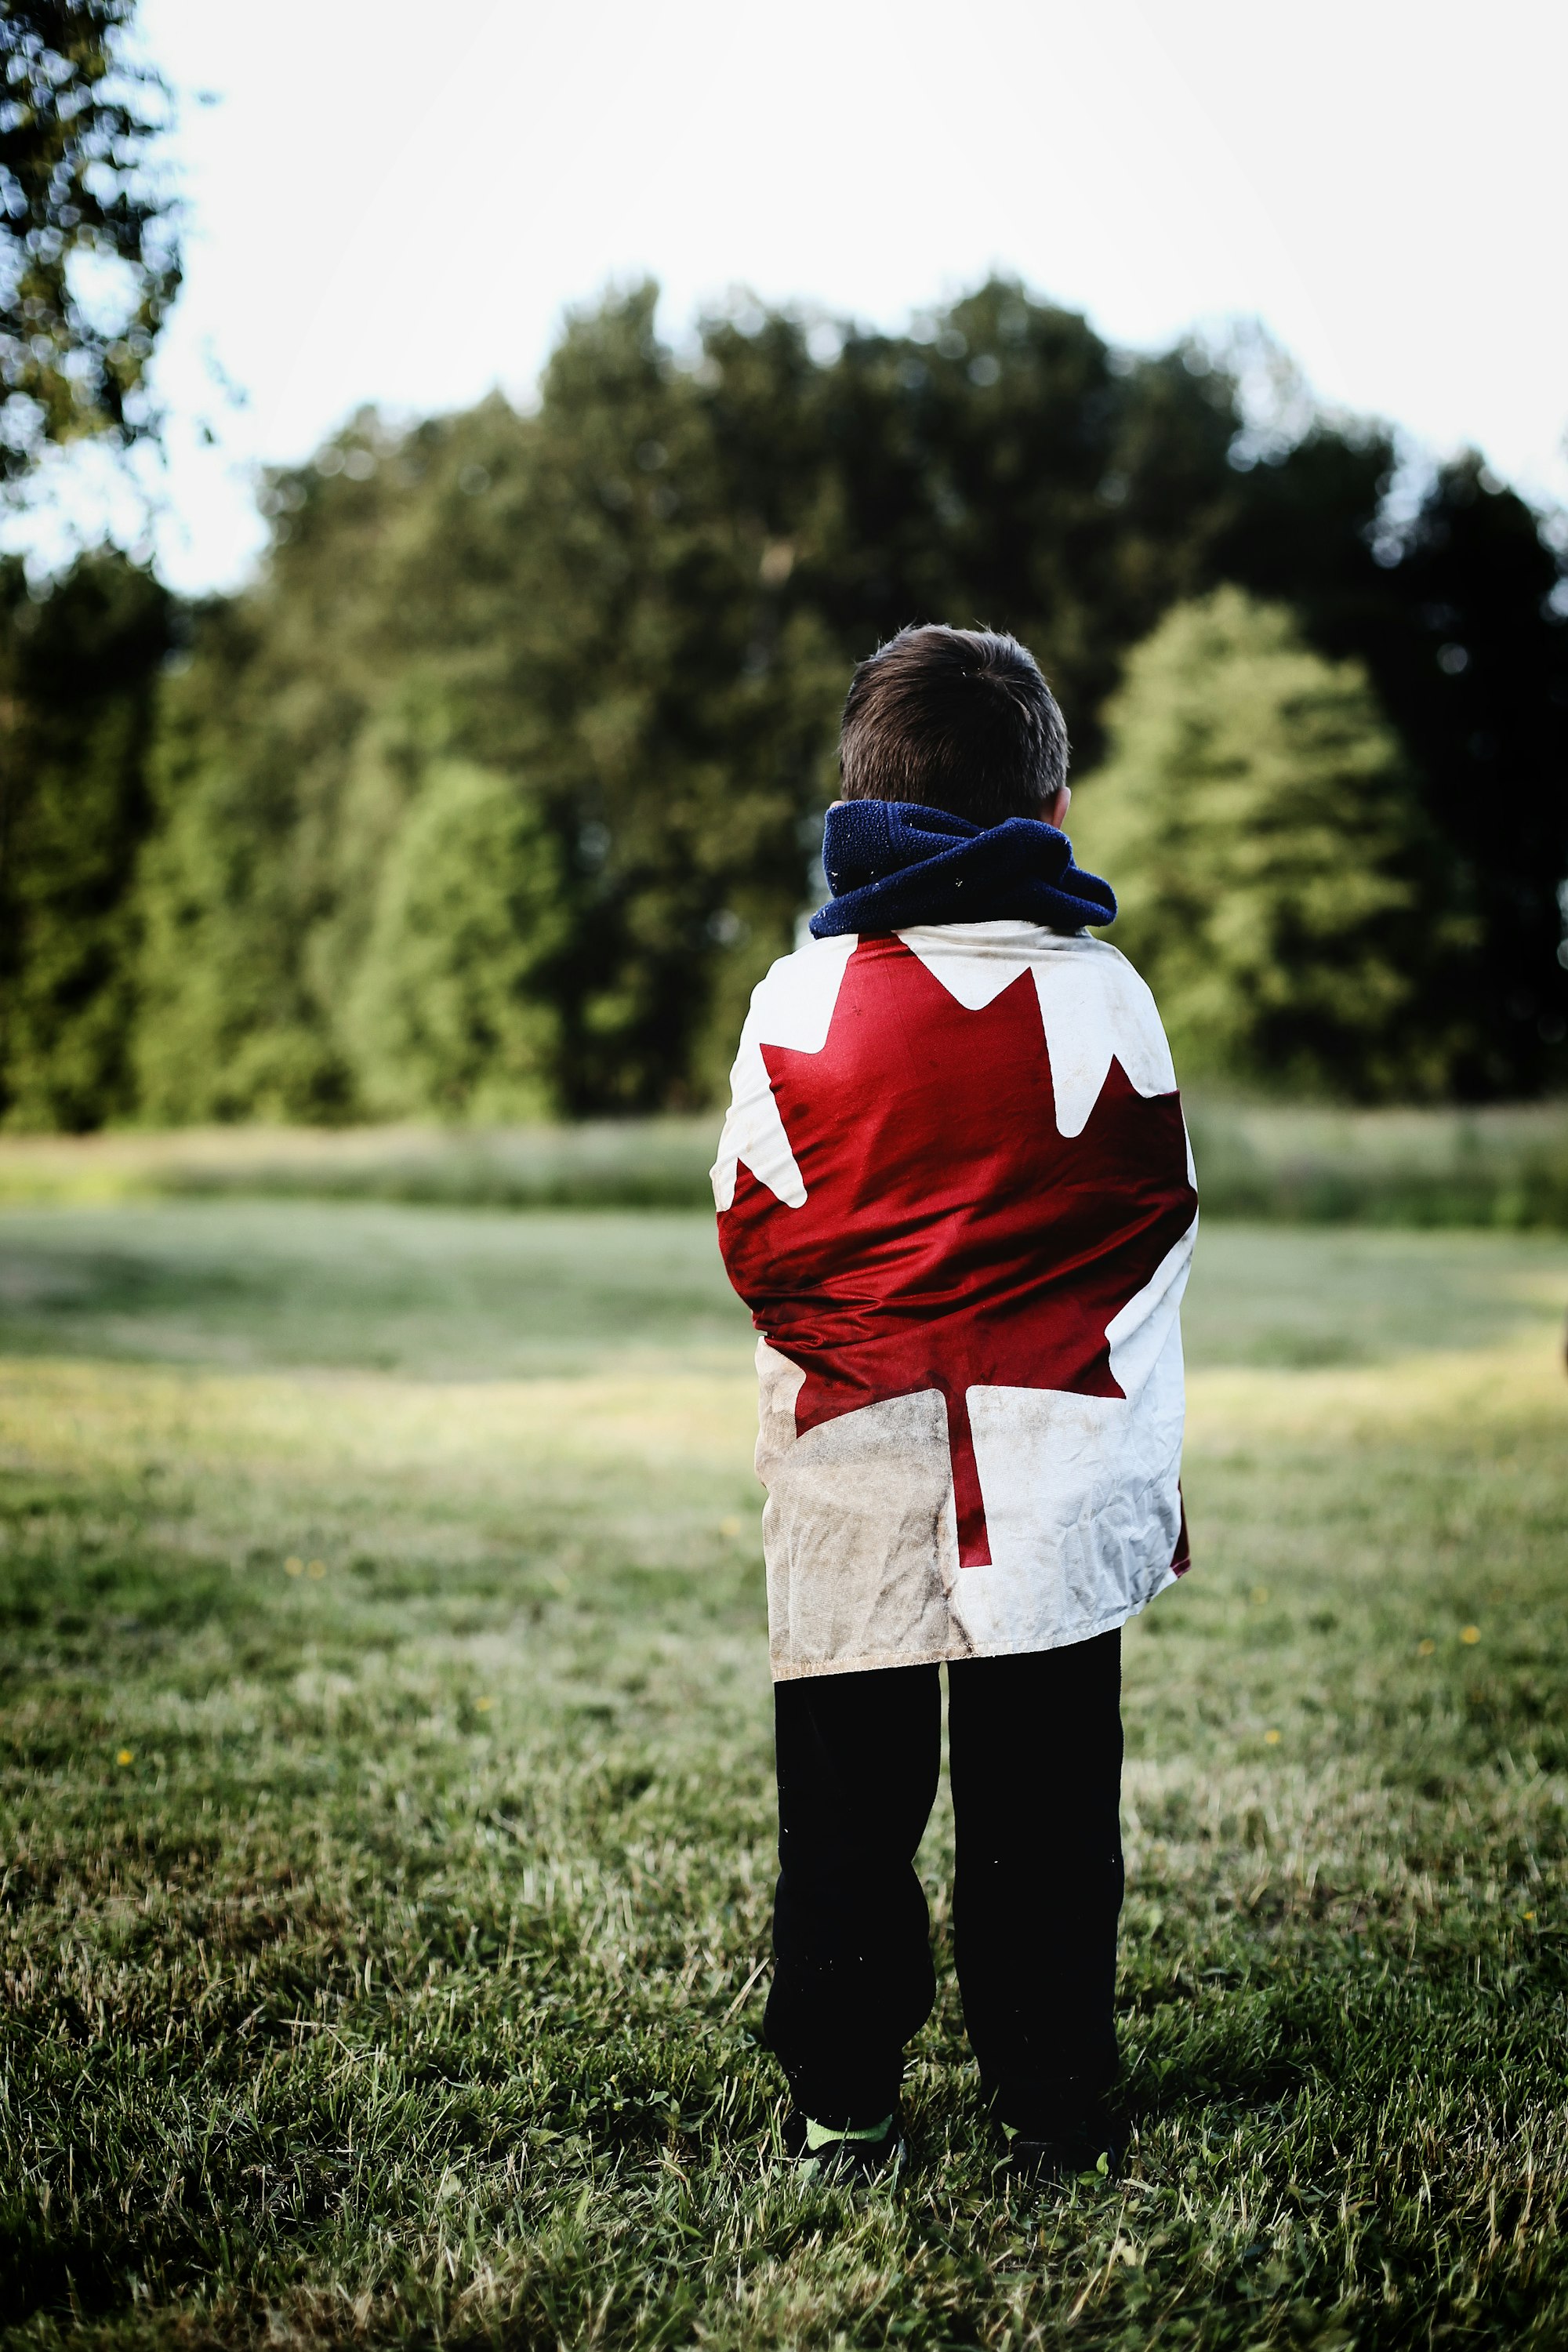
[21,0,1567,591]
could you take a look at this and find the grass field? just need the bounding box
[2,1202,1566,2348]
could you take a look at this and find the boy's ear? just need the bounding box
[1045,784,1071,829]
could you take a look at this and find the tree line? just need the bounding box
[2,278,1566,1128]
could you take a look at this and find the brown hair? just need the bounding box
[837,624,1069,827]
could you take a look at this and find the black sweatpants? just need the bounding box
[764,1631,1123,2130]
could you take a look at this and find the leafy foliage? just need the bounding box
[1072,590,1476,1097]
[695,285,1245,768]
[1356,459,1568,1091]
[347,760,569,1120]
[135,296,850,1121]
[123,284,1326,1123]
[0,0,180,481]
[6,278,1566,1124]
[0,550,172,1128]
[1211,441,1568,1088]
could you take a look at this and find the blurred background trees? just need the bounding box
[0,0,180,1127]
[0,552,172,1125]
[2,275,1565,1127]
[1069,589,1474,1098]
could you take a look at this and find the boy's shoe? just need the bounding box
[1001,2103,1123,2183]
[781,2107,905,2183]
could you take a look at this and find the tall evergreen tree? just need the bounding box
[1069,589,1475,1098]
[346,760,568,1120]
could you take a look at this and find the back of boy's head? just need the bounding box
[837,624,1069,829]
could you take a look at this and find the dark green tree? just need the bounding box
[1353,463,1568,1092]
[0,550,172,1126]
[468,289,843,1111]
[1207,437,1568,1093]
[0,4,180,1129]
[695,281,1243,767]
[132,422,408,1124]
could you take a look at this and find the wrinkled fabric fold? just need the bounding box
[809,799,1116,939]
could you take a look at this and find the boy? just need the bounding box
[712,625,1196,2181]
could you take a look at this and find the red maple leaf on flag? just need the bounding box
[719,937,1197,1568]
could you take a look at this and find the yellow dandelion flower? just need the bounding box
[1264,1728,1282,1745]
[1417,1638,1436,1657]
[476,1696,495,1711]
[720,1516,742,1537]
[116,1748,133,1766]
[1523,1911,1536,1923]
[1250,1585,1269,1605]
[285,1556,304,1577]
[307,1559,326,1580]
[1461,1624,1480,1645]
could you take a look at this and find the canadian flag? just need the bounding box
[713,918,1197,1679]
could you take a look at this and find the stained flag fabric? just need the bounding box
[712,917,1198,1680]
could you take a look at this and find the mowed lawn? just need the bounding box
[1,1203,1566,2350]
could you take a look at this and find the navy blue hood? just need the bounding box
[808,800,1116,940]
